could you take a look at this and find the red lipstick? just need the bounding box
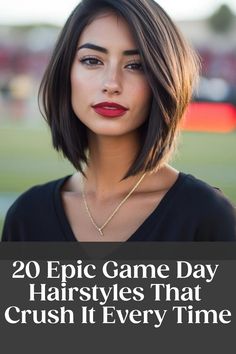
[92,102,128,118]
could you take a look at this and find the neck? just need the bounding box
[83,131,143,200]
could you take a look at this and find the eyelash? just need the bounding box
[79,56,143,71]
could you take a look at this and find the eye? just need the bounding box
[126,62,143,71]
[79,56,103,67]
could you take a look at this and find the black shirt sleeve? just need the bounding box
[180,175,236,241]
[1,181,67,242]
[1,186,42,241]
[195,189,236,241]
[2,203,20,241]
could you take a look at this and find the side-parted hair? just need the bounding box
[39,0,199,178]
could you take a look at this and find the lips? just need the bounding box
[92,102,128,118]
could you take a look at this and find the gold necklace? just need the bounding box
[81,172,147,237]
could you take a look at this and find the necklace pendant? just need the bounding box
[98,229,104,237]
[82,172,146,239]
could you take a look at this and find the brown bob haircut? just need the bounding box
[39,0,199,178]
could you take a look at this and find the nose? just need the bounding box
[102,65,122,95]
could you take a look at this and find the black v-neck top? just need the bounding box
[2,173,236,241]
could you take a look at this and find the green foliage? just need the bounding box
[208,4,235,33]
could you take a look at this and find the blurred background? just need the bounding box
[0,0,236,234]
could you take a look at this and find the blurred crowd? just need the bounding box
[195,50,236,104]
[0,10,236,122]
[0,26,58,122]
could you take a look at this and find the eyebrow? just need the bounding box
[77,43,140,56]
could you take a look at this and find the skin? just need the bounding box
[61,11,179,242]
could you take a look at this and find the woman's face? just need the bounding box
[71,11,152,137]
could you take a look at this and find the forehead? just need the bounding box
[78,12,137,49]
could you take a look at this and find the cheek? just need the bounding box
[71,62,92,89]
[71,71,86,96]
[71,70,92,113]
[132,80,152,111]
[71,61,102,90]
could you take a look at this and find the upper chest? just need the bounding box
[61,189,167,242]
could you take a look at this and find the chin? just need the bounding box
[90,130,129,137]
[87,125,135,138]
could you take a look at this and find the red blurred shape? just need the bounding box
[182,102,236,133]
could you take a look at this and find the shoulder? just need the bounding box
[1,176,71,241]
[182,173,234,209]
[7,176,70,216]
[180,173,236,240]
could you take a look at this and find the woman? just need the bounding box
[2,0,236,241]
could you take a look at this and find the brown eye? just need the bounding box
[126,62,143,71]
[79,57,103,66]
